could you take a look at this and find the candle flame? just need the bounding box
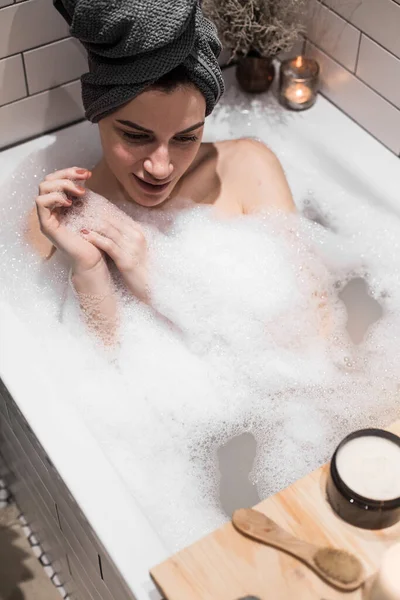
[295,87,305,97]
[295,56,303,68]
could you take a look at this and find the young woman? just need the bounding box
[29,67,296,344]
[28,0,299,344]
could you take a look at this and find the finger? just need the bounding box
[44,167,92,183]
[96,215,143,243]
[39,178,86,198]
[92,219,145,259]
[36,191,73,224]
[91,221,123,248]
[48,225,91,260]
[36,211,91,260]
[81,230,120,262]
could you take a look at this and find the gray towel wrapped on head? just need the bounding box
[53,0,224,122]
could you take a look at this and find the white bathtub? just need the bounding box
[0,70,399,600]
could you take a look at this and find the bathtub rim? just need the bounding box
[1,75,400,599]
[0,299,168,600]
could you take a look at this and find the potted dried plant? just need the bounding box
[202,0,306,93]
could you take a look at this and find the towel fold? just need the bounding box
[53,0,224,121]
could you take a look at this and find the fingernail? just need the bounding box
[76,185,86,192]
[76,168,87,174]
[80,228,89,235]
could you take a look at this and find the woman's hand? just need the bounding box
[80,214,150,303]
[36,167,105,273]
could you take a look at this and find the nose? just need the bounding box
[143,144,173,181]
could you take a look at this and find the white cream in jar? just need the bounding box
[335,435,400,501]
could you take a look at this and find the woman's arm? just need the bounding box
[31,167,122,347]
[70,262,120,347]
[25,206,56,259]
[226,138,332,338]
[221,138,296,215]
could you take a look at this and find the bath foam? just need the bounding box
[0,97,400,552]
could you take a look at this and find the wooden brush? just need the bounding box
[232,508,365,591]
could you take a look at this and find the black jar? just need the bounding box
[327,428,400,530]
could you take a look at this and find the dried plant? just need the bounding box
[202,0,307,60]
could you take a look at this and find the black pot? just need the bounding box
[236,56,275,93]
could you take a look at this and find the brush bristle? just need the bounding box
[313,548,363,584]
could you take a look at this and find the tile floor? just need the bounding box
[0,476,61,600]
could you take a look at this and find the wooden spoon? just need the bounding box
[232,508,365,592]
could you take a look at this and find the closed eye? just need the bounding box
[173,135,198,143]
[121,131,149,142]
[119,130,198,144]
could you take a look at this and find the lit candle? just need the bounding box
[284,83,313,105]
[279,55,319,111]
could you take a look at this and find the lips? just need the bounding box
[132,174,171,194]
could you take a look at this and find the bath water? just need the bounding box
[0,88,399,552]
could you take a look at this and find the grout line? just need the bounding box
[0,117,86,152]
[54,502,63,532]
[307,40,400,112]
[25,75,83,98]
[319,0,359,26]
[318,0,400,60]
[0,77,81,109]
[97,554,104,580]
[1,35,71,62]
[0,2,16,10]
[354,31,362,73]
[357,30,400,61]
[66,553,73,577]
[20,51,29,95]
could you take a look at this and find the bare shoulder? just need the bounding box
[217,138,296,214]
[25,206,55,259]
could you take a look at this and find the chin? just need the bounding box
[125,175,175,207]
[133,194,170,208]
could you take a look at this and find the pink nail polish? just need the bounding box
[80,228,89,235]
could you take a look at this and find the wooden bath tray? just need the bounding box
[151,419,400,600]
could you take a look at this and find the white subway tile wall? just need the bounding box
[0,55,27,105]
[0,80,84,148]
[0,0,84,149]
[322,0,400,58]
[24,38,87,95]
[357,36,400,110]
[306,0,360,71]
[306,42,400,154]
[307,0,400,155]
[0,0,399,155]
[0,0,70,59]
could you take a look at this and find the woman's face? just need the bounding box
[98,85,206,207]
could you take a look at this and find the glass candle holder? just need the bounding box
[279,56,319,110]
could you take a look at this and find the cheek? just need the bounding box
[108,143,139,169]
[174,144,201,171]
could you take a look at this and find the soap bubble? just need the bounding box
[0,93,399,552]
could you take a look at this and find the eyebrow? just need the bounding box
[115,119,205,135]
